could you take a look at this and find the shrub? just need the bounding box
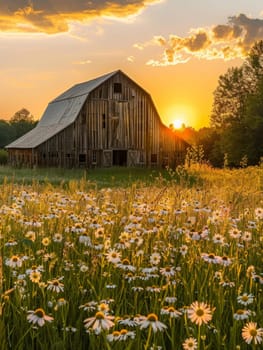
[0,149,8,165]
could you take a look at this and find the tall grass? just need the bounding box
[0,165,262,349]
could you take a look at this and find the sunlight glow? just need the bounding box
[172,119,184,129]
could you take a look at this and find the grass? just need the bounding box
[0,165,200,189]
[0,164,262,349]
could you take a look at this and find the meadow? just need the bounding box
[0,165,262,349]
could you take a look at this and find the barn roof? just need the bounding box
[6,70,118,149]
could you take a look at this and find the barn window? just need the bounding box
[113,83,122,94]
[102,114,106,129]
[79,154,86,163]
[92,151,97,163]
[151,154,157,163]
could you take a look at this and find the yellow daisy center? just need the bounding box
[236,309,244,315]
[147,313,158,322]
[249,328,257,337]
[112,331,120,336]
[34,308,45,318]
[95,311,105,320]
[196,308,204,317]
[168,306,176,313]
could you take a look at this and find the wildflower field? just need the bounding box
[0,166,262,350]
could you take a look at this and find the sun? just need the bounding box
[172,119,184,129]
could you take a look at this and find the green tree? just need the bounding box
[0,119,15,148]
[9,108,37,139]
[210,40,263,166]
[210,67,248,129]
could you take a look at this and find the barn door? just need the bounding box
[127,150,137,167]
[103,150,112,167]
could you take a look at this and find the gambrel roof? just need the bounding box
[6,70,118,149]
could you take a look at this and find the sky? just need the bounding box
[1,1,263,130]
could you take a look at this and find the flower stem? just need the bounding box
[144,326,152,350]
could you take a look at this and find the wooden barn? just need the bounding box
[6,70,188,168]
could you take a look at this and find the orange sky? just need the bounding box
[0,0,263,130]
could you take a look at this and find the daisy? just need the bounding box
[25,231,36,241]
[237,293,254,306]
[26,265,44,275]
[53,233,63,242]
[242,322,263,344]
[182,337,198,350]
[41,237,51,246]
[27,308,54,327]
[201,253,220,264]
[159,266,176,277]
[150,252,161,265]
[47,278,64,293]
[117,258,136,272]
[218,255,232,267]
[118,328,136,341]
[79,233,91,245]
[29,271,42,283]
[94,227,105,239]
[233,309,251,320]
[105,249,122,264]
[160,306,182,318]
[164,296,177,303]
[106,330,121,342]
[255,207,263,220]
[139,313,167,333]
[84,311,115,335]
[146,285,161,293]
[229,227,241,240]
[212,234,225,245]
[97,302,110,314]
[80,264,89,272]
[5,255,23,268]
[188,301,213,326]
[179,245,188,256]
[241,231,252,242]
[79,301,98,312]
[118,316,139,327]
[5,239,18,246]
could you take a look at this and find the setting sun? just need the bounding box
[172,119,184,129]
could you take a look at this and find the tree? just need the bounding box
[210,67,248,129]
[0,120,15,148]
[9,108,37,139]
[210,40,263,166]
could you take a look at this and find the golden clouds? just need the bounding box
[0,0,160,34]
[139,14,263,66]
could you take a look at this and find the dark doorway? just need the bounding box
[113,150,127,166]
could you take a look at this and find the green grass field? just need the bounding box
[0,165,262,349]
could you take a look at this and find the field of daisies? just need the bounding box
[0,165,262,350]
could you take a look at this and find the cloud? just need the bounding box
[0,0,161,34]
[136,13,263,66]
